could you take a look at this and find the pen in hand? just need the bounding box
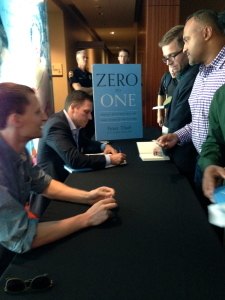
[118,146,122,153]
[152,140,163,147]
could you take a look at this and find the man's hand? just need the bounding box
[103,144,126,165]
[86,186,115,205]
[157,133,179,150]
[153,146,162,156]
[202,165,225,200]
[110,153,126,165]
[157,112,164,127]
[33,197,118,248]
[84,198,118,226]
[104,144,118,154]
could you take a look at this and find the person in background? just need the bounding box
[118,49,130,64]
[0,82,117,275]
[68,50,93,95]
[68,50,94,138]
[154,25,199,187]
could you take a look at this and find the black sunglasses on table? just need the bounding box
[4,274,53,293]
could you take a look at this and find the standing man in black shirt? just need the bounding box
[68,50,94,138]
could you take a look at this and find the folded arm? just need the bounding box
[42,179,115,205]
[32,197,117,249]
[72,82,93,95]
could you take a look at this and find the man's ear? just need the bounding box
[203,26,212,41]
[69,103,77,112]
[8,113,23,128]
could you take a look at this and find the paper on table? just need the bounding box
[136,141,169,161]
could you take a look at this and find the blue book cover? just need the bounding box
[213,186,225,204]
[92,64,143,141]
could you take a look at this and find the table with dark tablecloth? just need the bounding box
[0,128,225,300]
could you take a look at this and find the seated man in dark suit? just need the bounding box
[33,90,126,217]
[38,90,126,183]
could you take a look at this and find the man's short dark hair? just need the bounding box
[0,82,35,129]
[158,25,184,48]
[64,90,93,111]
[186,9,224,35]
[118,49,130,56]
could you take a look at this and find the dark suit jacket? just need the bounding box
[165,64,200,173]
[37,110,106,182]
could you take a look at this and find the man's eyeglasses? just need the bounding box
[81,56,88,59]
[119,56,129,58]
[162,49,183,63]
[4,274,53,293]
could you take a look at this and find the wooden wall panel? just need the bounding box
[149,0,179,5]
[138,0,180,127]
[137,0,147,124]
[180,0,225,24]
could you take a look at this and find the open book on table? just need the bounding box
[64,153,127,173]
[136,141,169,161]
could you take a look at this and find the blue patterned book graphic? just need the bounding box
[92,64,143,141]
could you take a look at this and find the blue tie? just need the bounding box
[72,128,79,149]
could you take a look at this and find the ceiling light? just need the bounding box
[110,32,115,35]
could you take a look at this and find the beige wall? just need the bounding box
[47,1,108,112]
[86,48,106,72]
[48,9,68,113]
